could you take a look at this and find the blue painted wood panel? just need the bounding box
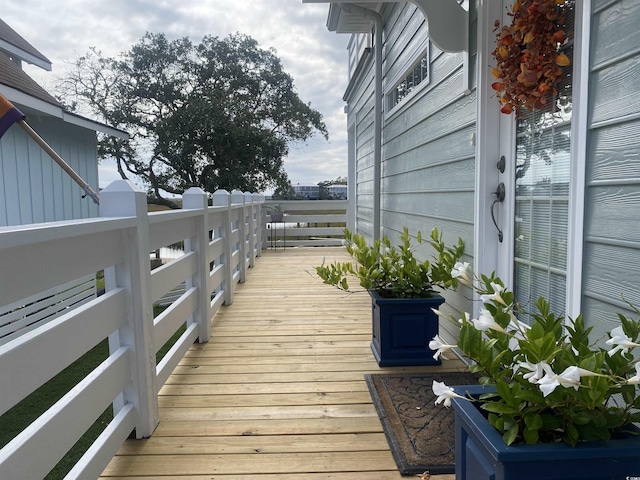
[0,115,99,227]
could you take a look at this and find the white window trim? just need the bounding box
[384,43,430,117]
[474,0,506,318]
[565,0,590,319]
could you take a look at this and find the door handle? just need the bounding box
[490,182,505,243]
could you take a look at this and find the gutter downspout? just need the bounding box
[341,3,382,243]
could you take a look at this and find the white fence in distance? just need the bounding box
[262,199,347,248]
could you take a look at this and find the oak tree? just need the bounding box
[60,33,328,207]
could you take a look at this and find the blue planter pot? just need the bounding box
[451,385,640,480]
[369,290,444,367]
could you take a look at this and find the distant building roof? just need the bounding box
[0,18,51,70]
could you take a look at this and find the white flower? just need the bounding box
[536,365,582,397]
[452,261,470,278]
[432,380,466,408]
[515,361,548,383]
[628,362,640,385]
[458,312,471,325]
[605,326,640,356]
[480,282,507,306]
[471,308,505,332]
[429,334,457,360]
[451,262,471,285]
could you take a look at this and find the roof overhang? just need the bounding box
[0,84,129,139]
[303,0,468,53]
[0,38,52,71]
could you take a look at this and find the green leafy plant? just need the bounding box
[432,263,640,446]
[316,227,464,298]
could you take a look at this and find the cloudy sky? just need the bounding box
[3,0,349,191]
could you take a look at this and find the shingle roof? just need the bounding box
[0,51,61,107]
[0,18,51,65]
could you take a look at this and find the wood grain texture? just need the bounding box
[101,247,462,479]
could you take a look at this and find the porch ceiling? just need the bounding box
[327,2,384,33]
[302,0,468,53]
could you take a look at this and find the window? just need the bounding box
[388,48,430,110]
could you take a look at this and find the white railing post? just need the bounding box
[212,190,233,306]
[244,192,256,268]
[99,180,158,439]
[182,187,211,343]
[231,190,247,283]
[253,194,264,257]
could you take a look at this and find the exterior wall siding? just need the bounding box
[0,115,99,226]
[582,0,640,336]
[344,2,478,338]
[352,59,376,239]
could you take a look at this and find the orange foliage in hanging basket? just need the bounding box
[491,0,571,115]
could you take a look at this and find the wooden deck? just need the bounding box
[101,247,463,479]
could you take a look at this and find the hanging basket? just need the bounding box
[491,0,572,115]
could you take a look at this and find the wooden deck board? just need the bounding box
[100,247,459,479]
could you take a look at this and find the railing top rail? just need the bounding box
[0,217,136,249]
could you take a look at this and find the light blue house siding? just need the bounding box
[341,0,640,338]
[582,0,640,336]
[0,114,99,226]
[345,3,478,330]
[347,47,375,237]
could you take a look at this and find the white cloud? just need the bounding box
[3,0,348,190]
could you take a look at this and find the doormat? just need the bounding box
[365,372,478,476]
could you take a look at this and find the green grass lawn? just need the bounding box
[0,304,186,479]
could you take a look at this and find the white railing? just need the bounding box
[262,199,347,247]
[0,181,263,479]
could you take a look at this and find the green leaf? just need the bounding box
[503,423,519,445]
[524,413,543,430]
[481,402,518,415]
[523,426,539,444]
[564,423,579,447]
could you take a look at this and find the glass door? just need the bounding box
[499,1,575,319]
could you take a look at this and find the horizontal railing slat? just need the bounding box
[209,236,224,261]
[0,288,127,416]
[148,212,199,251]
[283,214,346,223]
[210,290,225,317]
[64,404,136,480]
[150,251,198,303]
[153,287,198,350]
[209,264,225,293]
[276,226,344,237]
[0,227,126,307]
[156,322,199,389]
[269,238,345,247]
